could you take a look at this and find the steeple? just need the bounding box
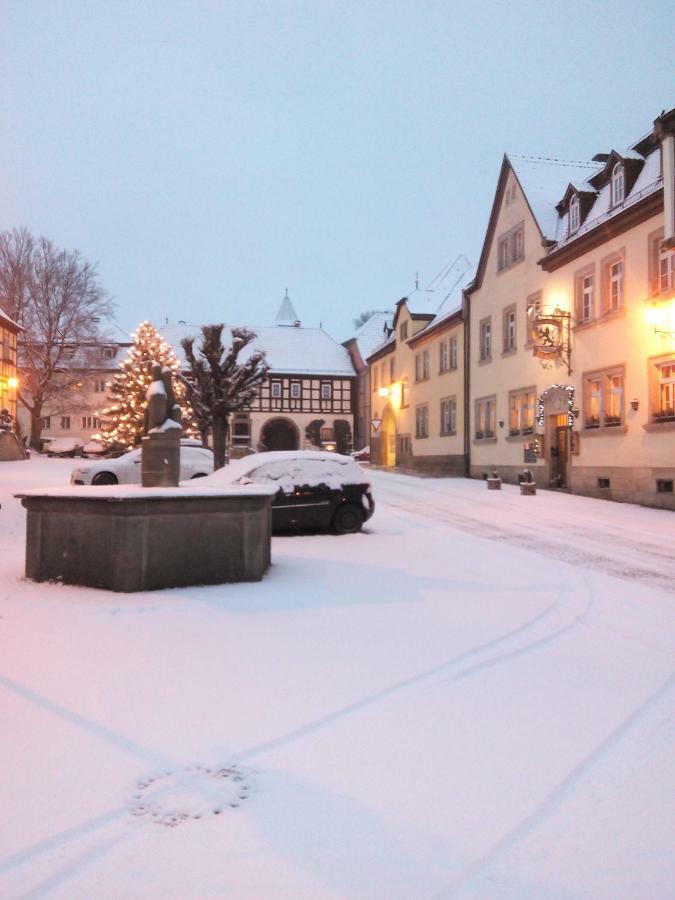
[273,289,300,327]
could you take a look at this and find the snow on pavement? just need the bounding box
[0,458,673,899]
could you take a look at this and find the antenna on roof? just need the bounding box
[415,272,419,290]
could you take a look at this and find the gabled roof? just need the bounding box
[162,323,355,377]
[0,306,23,332]
[273,290,300,326]
[587,149,643,190]
[347,311,393,363]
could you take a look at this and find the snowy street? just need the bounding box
[1,458,674,899]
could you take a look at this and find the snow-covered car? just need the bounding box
[192,450,375,534]
[70,444,213,485]
[350,446,370,463]
[45,437,85,458]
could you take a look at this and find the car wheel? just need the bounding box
[190,472,207,478]
[92,472,118,485]
[332,503,364,535]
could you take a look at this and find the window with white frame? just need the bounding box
[479,318,492,361]
[584,367,624,427]
[100,346,115,360]
[659,245,675,294]
[475,397,495,439]
[439,339,449,373]
[602,254,624,313]
[508,388,535,435]
[270,381,282,399]
[401,377,410,408]
[290,381,301,399]
[575,269,594,323]
[610,162,625,207]
[61,416,71,430]
[320,382,332,400]
[440,397,456,435]
[81,416,101,430]
[503,307,516,353]
[569,195,580,233]
[654,360,675,420]
[415,404,429,439]
[449,334,458,369]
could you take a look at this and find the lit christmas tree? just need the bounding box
[99,321,198,449]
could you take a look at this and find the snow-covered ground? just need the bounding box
[1,458,673,899]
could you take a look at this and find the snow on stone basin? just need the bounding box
[0,456,674,899]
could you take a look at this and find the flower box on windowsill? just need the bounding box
[604,416,622,426]
[508,428,520,437]
[584,419,600,429]
[521,427,534,435]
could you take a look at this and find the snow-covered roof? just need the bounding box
[550,148,662,253]
[0,306,22,332]
[350,311,393,361]
[509,156,601,241]
[162,323,356,377]
[273,290,300,326]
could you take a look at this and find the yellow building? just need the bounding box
[0,306,21,420]
[467,107,675,508]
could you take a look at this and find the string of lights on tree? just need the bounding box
[98,321,199,449]
[537,384,576,428]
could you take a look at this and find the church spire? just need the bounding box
[273,288,300,326]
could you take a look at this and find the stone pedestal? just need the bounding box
[18,485,277,592]
[0,430,26,461]
[487,476,501,490]
[520,481,537,495]
[141,430,180,487]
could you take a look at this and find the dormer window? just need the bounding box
[569,195,580,234]
[610,162,625,207]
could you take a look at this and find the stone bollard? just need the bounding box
[487,469,501,490]
[519,468,536,495]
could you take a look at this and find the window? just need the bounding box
[440,397,457,435]
[503,307,516,353]
[479,318,492,362]
[101,346,115,360]
[583,368,624,427]
[320,382,332,400]
[320,426,334,442]
[653,360,675,421]
[601,253,624,314]
[575,269,595,323]
[389,357,395,383]
[401,377,410,408]
[449,335,458,370]
[659,245,675,294]
[93,379,106,393]
[41,416,51,430]
[81,416,101,430]
[61,416,71,430]
[497,223,525,272]
[270,381,282,399]
[232,414,251,446]
[610,162,625,207]
[475,397,495,439]
[569,195,580,233]
[415,349,429,382]
[290,381,301,399]
[415,404,429,439]
[439,339,449,373]
[400,321,408,341]
[508,388,535,435]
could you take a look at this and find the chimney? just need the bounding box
[655,108,675,248]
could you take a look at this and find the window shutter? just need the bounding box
[648,231,663,296]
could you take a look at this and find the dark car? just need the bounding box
[194,450,375,534]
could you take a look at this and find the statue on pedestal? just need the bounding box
[141,363,182,487]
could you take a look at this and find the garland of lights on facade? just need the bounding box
[537,384,575,428]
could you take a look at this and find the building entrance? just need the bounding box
[549,413,569,488]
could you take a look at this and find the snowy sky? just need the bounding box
[1,1,672,342]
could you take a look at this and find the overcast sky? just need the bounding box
[1,1,673,342]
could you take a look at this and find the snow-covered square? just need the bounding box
[1,458,674,899]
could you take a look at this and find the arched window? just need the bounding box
[611,162,625,206]
[569,195,580,233]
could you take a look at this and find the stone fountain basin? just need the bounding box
[16,484,278,593]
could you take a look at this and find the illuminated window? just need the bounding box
[508,388,535,435]
[475,396,496,439]
[569,195,580,233]
[584,368,624,427]
[655,361,675,420]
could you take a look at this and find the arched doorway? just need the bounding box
[260,417,299,451]
[380,405,397,467]
[540,385,574,488]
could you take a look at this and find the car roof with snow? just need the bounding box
[197,450,368,488]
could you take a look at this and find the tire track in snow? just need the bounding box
[238,578,590,762]
[434,668,675,899]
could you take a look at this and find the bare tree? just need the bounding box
[0,230,113,448]
[181,324,269,469]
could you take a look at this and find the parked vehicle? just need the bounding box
[194,450,375,534]
[70,442,213,485]
[350,446,370,463]
[45,437,85,458]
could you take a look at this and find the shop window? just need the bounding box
[508,387,535,435]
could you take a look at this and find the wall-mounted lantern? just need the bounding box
[630,398,639,411]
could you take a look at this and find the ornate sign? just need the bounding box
[527,306,572,374]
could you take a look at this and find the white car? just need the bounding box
[70,445,213,485]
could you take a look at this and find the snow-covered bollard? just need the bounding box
[519,469,536,495]
[487,470,501,490]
